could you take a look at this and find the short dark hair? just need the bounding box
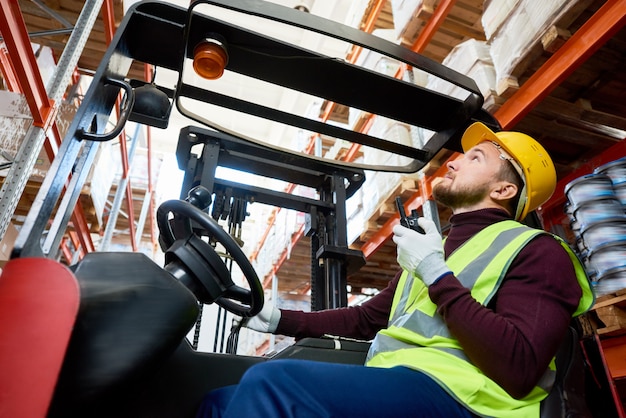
[497,159,524,215]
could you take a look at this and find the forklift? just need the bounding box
[0,1,601,417]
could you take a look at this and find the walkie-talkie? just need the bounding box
[395,196,425,234]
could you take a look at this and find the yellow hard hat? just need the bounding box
[461,122,557,221]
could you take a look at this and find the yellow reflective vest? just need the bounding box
[366,220,594,418]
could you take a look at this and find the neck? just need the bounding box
[449,202,511,217]
[444,208,513,256]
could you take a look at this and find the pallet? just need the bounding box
[397,1,435,48]
[585,288,626,337]
[494,0,593,98]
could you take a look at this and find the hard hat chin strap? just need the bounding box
[514,184,528,220]
[489,141,528,220]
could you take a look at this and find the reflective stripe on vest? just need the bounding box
[366,220,593,418]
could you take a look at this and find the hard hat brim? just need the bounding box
[461,122,500,153]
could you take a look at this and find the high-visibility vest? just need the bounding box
[366,220,594,418]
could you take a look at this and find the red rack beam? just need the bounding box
[0,0,95,255]
[410,0,456,53]
[0,0,55,128]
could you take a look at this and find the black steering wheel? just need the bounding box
[156,198,263,317]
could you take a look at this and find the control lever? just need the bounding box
[395,196,425,234]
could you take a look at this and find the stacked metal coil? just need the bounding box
[597,158,626,205]
[565,158,626,296]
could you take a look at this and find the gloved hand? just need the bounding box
[241,300,281,333]
[392,218,451,286]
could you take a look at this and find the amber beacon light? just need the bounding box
[193,35,229,80]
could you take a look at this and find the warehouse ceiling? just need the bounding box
[5,0,626,295]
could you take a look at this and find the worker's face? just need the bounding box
[433,142,507,211]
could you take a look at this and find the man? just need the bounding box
[197,122,594,418]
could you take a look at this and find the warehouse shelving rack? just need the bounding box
[0,0,157,260]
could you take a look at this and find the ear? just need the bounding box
[489,182,518,203]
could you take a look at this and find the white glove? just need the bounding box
[392,218,451,286]
[241,300,281,333]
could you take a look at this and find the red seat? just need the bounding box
[0,258,79,418]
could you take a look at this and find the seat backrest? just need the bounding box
[539,326,592,418]
[47,252,200,418]
[0,258,79,418]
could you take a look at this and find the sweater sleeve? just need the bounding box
[275,272,399,341]
[429,234,582,399]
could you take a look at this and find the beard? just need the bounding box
[432,178,490,210]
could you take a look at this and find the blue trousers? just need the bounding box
[197,359,477,418]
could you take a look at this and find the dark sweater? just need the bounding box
[276,208,582,398]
